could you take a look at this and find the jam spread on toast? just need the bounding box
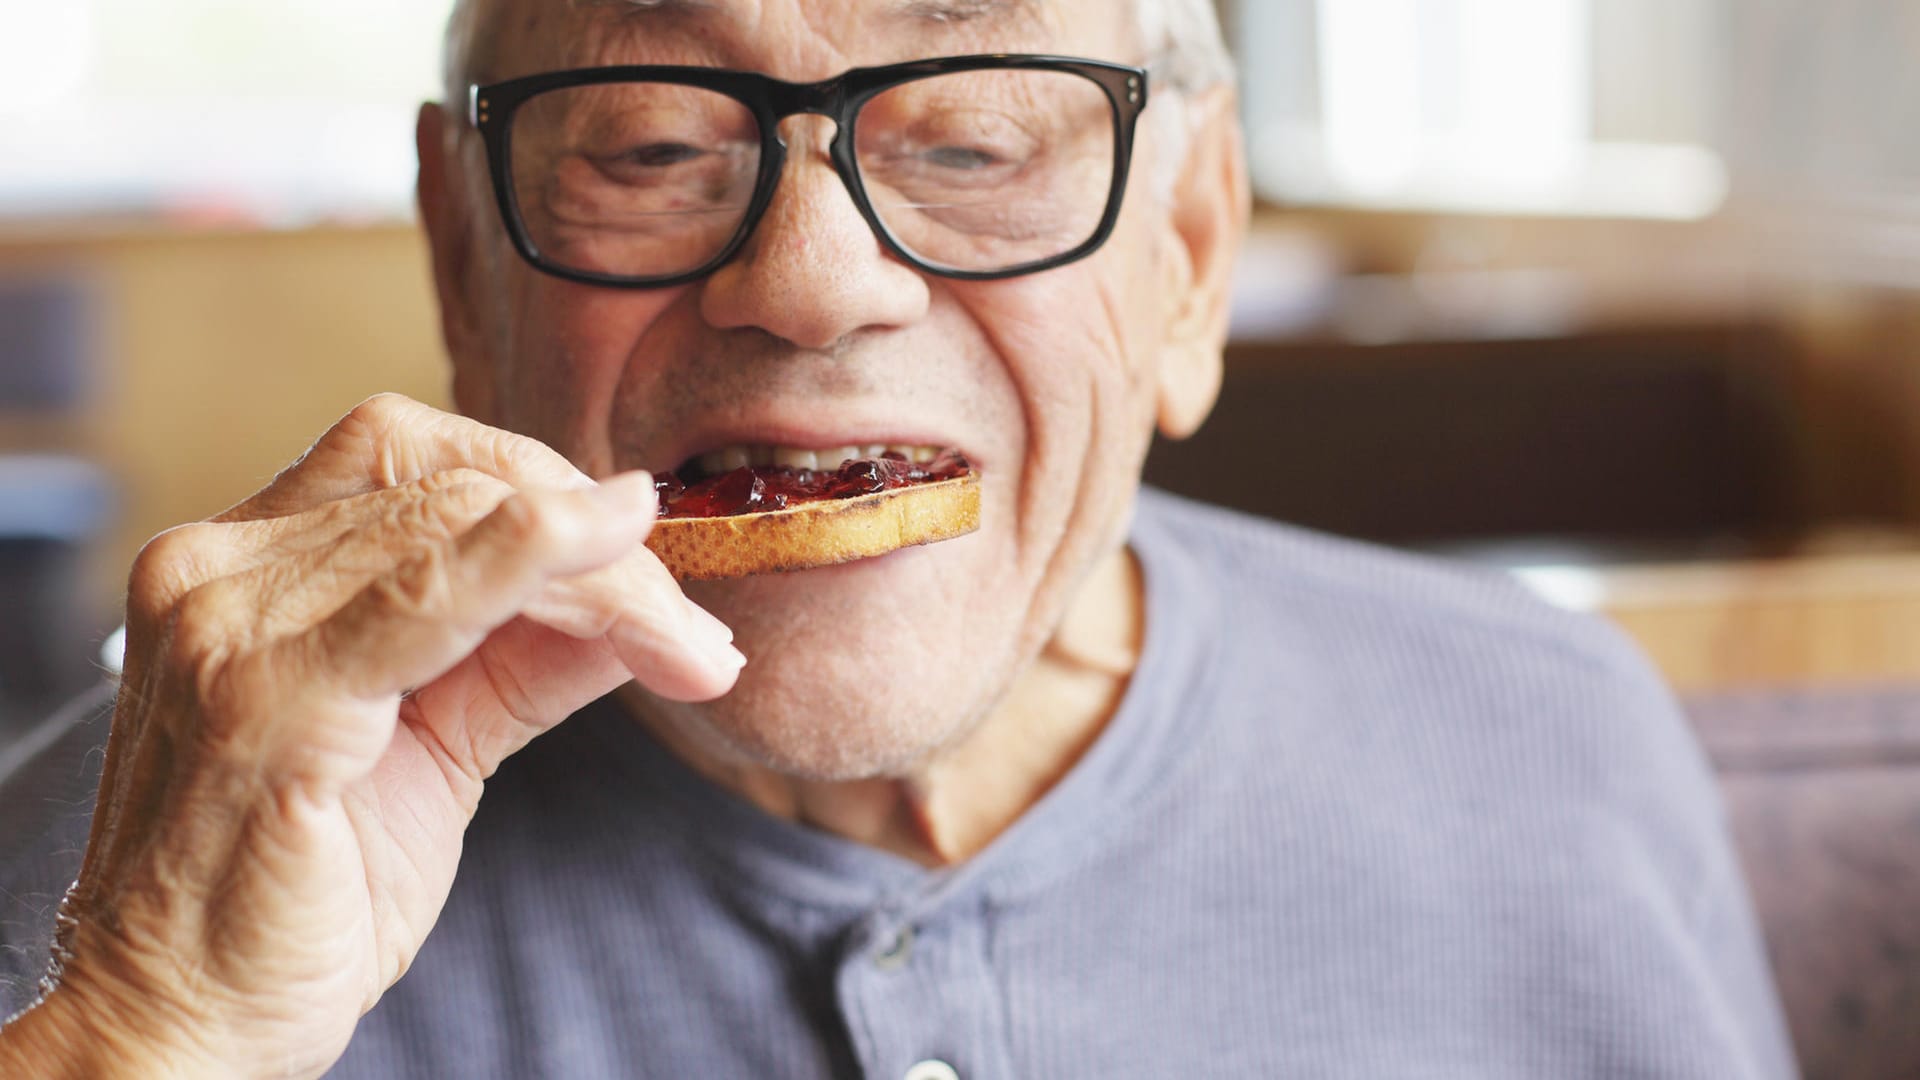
[655,450,972,519]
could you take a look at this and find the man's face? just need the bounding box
[423,0,1241,779]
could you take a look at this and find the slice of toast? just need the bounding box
[647,472,980,581]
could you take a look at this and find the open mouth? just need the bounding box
[655,444,974,520]
[643,441,982,580]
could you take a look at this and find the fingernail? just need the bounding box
[684,600,734,644]
[590,471,657,524]
[683,599,746,670]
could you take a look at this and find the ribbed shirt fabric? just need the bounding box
[0,490,1797,1079]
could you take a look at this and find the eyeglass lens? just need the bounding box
[506,68,1117,280]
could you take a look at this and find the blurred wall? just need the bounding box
[1243,206,1920,530]
[0,224,448,596]
[6,210,1920,605]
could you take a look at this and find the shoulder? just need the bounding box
[1137,488,1638,673]
[1134,489,1721,878]
[1135,488,1667,711]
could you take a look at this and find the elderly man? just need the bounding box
[0,1,1794,1077]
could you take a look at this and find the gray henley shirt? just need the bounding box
[0,490,1797,1078]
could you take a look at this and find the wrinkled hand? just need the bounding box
[8,394,742,1078]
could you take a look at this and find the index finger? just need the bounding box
[214,393,595,524]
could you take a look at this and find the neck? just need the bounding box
[621,546,1146,867]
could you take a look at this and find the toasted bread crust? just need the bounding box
[646,473,980,581]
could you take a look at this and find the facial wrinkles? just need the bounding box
[490,271,667,475]
[966,113,1169,664]
[458,0,1162,788]
[993,269,1132,619]
[604,294,1008,469]
[472,0,1068,457]
[552,0,1063,73]
[476,0,1154,481]
[500,281,587,458]
[606,327,883,463]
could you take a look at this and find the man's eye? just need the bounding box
[619,142,706,168]
[920,146,1003,170]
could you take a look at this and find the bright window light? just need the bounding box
[0,0,455,225]
[0,2,93,115]
[1244,0,1730,220]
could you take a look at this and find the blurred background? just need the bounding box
[0,3,1915,1075]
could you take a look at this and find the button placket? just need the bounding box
[903,1059,961,1080]
[834,896,1015,1080]
[873,925,915,971]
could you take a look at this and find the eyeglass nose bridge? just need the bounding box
[741,75,880,244]
[761,75,853,129]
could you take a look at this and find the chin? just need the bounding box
[639,530,1029,781]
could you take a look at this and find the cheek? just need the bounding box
[968,233,1168,475]
[947,232,1168,597]
[490,276,686,475]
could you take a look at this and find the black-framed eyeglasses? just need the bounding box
[467,55,1149,288]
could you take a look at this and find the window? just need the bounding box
[0,0,455,225]
[1236,0,1730,219]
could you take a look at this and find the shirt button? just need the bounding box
[873,925,914,971]
[904,1060,960,1080]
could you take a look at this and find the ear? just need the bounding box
[416,102,497,422]
[1155,84,1251,441]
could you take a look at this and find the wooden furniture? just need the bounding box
[1145,325,1802,546]
[1594,545,1920,691]
[1683,680,1920,1080]
[0,223,448,583]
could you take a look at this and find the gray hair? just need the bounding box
[444,0,1233,102]
[1136,0,1237,94]
[1133,0,1236,196]
[442,0,1233,195]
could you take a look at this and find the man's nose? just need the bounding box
[698,118,930,350]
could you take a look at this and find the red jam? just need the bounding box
[655,450,972,519]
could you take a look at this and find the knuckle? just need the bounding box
[486,491,567,555]
[569,585,627,639]
[391,482,503,547]
[489,436,556,482]
[475,644,543,738]
[411,466,498,497]
[160,585,247,712]
[372,544,458,621]
[344,392,420,433]
[455,422,588,491]
[127,523,228,621]
[184,647,268,756]
[434,479,514,525]
[166,578,239,658]
[344,395,424,489]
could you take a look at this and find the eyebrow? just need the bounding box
[575,0,714,17]
[584,0,1044,27]
[890,0,1044,24]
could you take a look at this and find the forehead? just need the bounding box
[482,0,1132,82]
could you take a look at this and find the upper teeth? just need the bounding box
[694,444,941,475]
